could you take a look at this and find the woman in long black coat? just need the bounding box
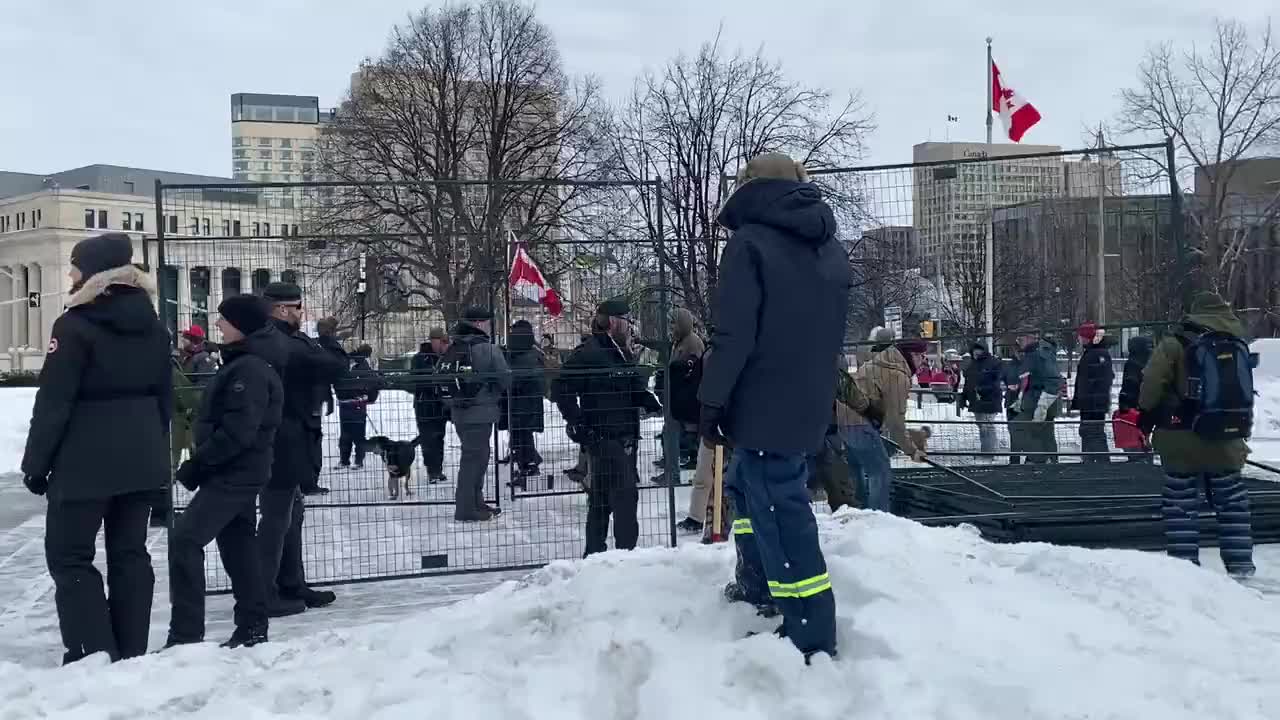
[506,320,546,483]
[21,232,173,665]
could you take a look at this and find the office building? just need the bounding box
[230,93,334,183]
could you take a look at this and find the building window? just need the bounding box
[233,161,249,172]
[221,268,242,297]
[302,151,315,162]
[280,138,292,148]
[233,220,242,236]
[98,210,107,229]
[258,137,271,147]
[34,208,41,227]
[122,212,132,231]
[159,266,179,339]
[291,224,300,237]
[168,215,178,234]
[202,218,211,236]
[135,213,143,232]
[17,212,24,230]
[190,267,211,333]
[233,149,248,159]
[251,269,271,294]
[280,150,293,160]
[84,209,96,228]
[258,149,271,159]
[252,222,261,237]
[257,162,272,172]
[281,269,299,285]
[123,181,135,194]
[222,219,231,236]
[264,222,271,236]
[189,218,199,235]
[232,137,247,147]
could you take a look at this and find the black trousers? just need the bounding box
[169,485,266,640]
[417,417,447,476]
[45,490,155,665]
[339,420,367,465]
[510,429,542,471]
[1079,411,1110,462]
[256,487,306,600]
[584,438,640,556]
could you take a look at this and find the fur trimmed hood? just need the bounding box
[67,264,156,309]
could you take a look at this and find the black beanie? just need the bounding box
[218,294,271,336]
[70,232,133,279]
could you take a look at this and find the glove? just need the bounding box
[175,460,204,492]
[699,405,728,449]
[23,474,48,496]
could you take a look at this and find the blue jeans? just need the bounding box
[726,448,836,658]
[843,423,892,512]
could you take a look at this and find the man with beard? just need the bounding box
[554,299,662,556]
[257,282,349,616]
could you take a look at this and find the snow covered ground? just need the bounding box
[2,510,1279,718]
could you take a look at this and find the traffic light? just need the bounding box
[919,320,934,338]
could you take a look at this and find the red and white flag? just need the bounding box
[508,240,562,317]
[991,59,1042,142]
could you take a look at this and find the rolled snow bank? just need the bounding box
[3,512,1279,719]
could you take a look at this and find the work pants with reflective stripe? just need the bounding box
[725,448,836,657]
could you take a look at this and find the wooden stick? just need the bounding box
[711,445,725,542]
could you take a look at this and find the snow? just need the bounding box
[0,388,35,475]
[2,511,1279,718]
[1252,339,1280,442]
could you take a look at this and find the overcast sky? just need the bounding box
[2,1,1272,177]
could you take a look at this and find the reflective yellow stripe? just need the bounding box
[732,519,753,535]
[767,573,832,598]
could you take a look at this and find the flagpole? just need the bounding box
[983,37,996,342]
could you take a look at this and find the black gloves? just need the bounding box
[1137,410,1157,435]
[23,474,48,496]
[699,404,727,449]
[175,460,205,492]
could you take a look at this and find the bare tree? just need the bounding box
[308,0,610,328]
[604,34,874,323]
[1119,18,1280,303]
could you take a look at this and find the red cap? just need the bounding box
[1077,322,1098,342]
[182,325,206,340]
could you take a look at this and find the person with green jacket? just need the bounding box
[157,357,201,527]
[1012,330,1063,464]
[1138,292,1254,577]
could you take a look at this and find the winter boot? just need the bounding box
[162,634,203,649]
[221,623,268,649]
[289,587,336,609]
[723,581,779,618]
[676,517,703,534]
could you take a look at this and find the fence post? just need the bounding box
[1164,137,1189,314]
[153,179,176,540]
[656,181,679,548]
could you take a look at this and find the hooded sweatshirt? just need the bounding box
[699,178,851,455]
[1138,293,1250,473]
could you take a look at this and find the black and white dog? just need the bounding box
[363,435,420,500]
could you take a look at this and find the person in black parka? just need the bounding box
[21,233,172,665]
[257,282,350,617]
[1117,335,1153,412]
[958,342,1004,454]
[1071,323,1115,463]
[166,295,284,650]
[411,328,450,483]
[336,344,383,469]
[506,320,546,486]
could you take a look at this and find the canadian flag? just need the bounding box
[991,59,1042,143]
[508,240,562,317]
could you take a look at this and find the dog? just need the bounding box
[363,435,420,500]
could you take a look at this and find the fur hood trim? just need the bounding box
[67,265,157,309]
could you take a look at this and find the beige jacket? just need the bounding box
[836,346,921,456]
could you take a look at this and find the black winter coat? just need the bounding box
[698,178,851,455]
[505,329,546,433]
[269,319,350,490]
[960,351,1004,415]
[554,332,661,441]
[335,357,383,423]
[22,266,172,501]
[1117,336,1153,412]
[1072,341,1115,414]
[410,345,447,422]
[189,325,286,494]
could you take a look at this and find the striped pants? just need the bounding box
[1162,472,1255,576]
